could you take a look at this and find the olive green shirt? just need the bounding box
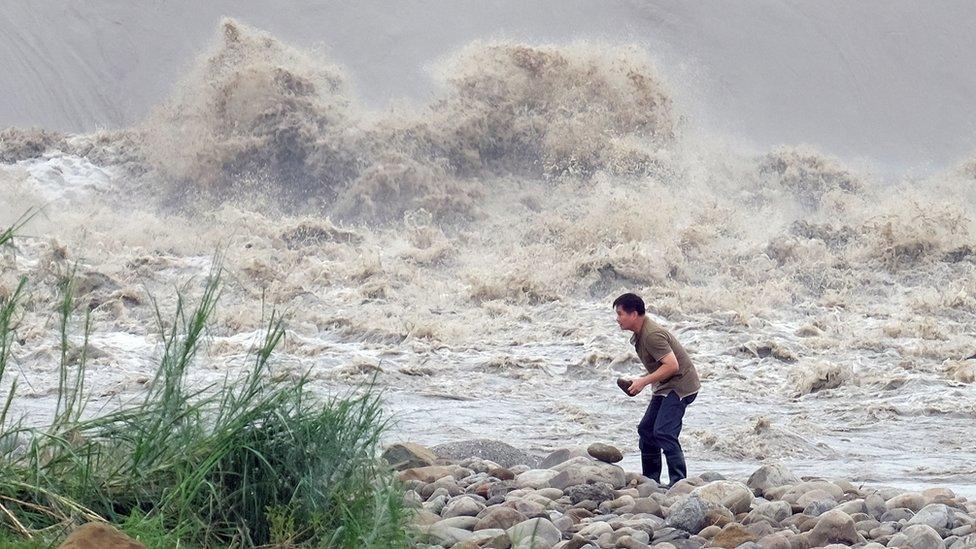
[631,317,701,398]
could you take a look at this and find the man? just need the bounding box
[613,292,700,487]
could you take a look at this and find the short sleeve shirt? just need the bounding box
[630,317,701,398]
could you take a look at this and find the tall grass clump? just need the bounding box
[0,234,409,547]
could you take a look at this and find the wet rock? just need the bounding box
[887,523,946,549]
[549,457,626,490]
[58,523,144,549]
[780,481,844,505]
[746,463,801,496]
[881,507,916,522]
[565,482,615,505]
[443,496,486,518]
[506,518,561,548]
[805,509,863,547]
[382,442,437,470]
[434,439,539,468]
[690,480,755,514]
[516,469,560,489]
[490,467,516,481]
[907,503,953,533]
[664,495,714,533]
[420,523,475,546]
[540,447,589,469]
[802,497,838,517]
[748,500,792,523]
[587,443,623,464]
[439,515,480,529]
[400,465,459,484]
[886,492,927,512]
[711,523,758,548]
[475,507,528,531]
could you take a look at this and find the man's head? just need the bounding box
[613,293,645,332]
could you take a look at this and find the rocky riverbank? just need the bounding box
[387,440,976,549]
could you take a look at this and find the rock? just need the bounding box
[421,523,475,546]
[578,521,614,538]
[690,481,755,514]
[413,509,443,526]
[632,497,662,516]
[549,457,626,490]
[780,481,844,505]
[404,489,423,508]
[467,527,510,546]
[510,499,548,518]
[440,516,481,530]
[746,464,801,496]
[587,443,623,464]
[805,509,863,547]
[615,534,651,549]
[475,507,528,531]
[803,497,838,517]
[540,447,590,469]
[890,524,946,549]
[922,488,956,504]
[865,493,888,519]
[516,469,560,489]
[907,503,953,533]
[382,442,437,470]
[711,523,758,548]
[887,492,927,512]
[443,496,486,518]
[506,518,562,549]
[400,465,459,484]
[433,439,539,468]
[665,495,714,534]
[58,523,144,549]
[836,498,866,515]
[565,483,616,505]
[756,532,791,549]
[749,500,792,523]
[490,467,517,481]
[881,507,916,522]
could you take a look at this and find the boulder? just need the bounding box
[58,523,144,549]
[548,457,626,490]
[805,509,863,547]
[746,464,801,496]
[475,507,528,531]
[507,518,562,549]
[587,443,623,464]
[711,523,759,548]
[690,481,755,514]
[433,439,538,468]
[382,442,437,470]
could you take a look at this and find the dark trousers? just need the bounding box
[637,390,697,486]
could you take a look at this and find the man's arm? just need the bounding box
[628,352,679,395]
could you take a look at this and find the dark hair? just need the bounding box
[613,293,645,315]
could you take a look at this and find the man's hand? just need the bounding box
[628,377,648,396]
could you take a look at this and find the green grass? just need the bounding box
[0,217,410,548]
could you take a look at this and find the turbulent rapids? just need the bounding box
[2,18,976,506]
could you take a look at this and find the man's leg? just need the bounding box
[652,391,696,486]
[637,394,665,483]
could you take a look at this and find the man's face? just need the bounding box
[615,306,639,331]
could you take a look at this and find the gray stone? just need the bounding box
[690,481,755,514]
[806,509,863,547]
[750,500,792,523]
[891,524,946,549]
[438,515,480,529]
[422,523,474,546]
[664,495,713,534]
[516,469,560,489]
[475,507,528,531]
[507,518,562,548]
[549,457,627,490]
[746,464,801,496]
[540,447,589,469]
[382,442,437,470]
[886,492,927,512]
[907,504,953,533]
[433,439,540,468]
[587,443,623,464]
[881,507,916,522]
[565,483,616,505]
[803,498,839,517]
[442,496,486,518]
